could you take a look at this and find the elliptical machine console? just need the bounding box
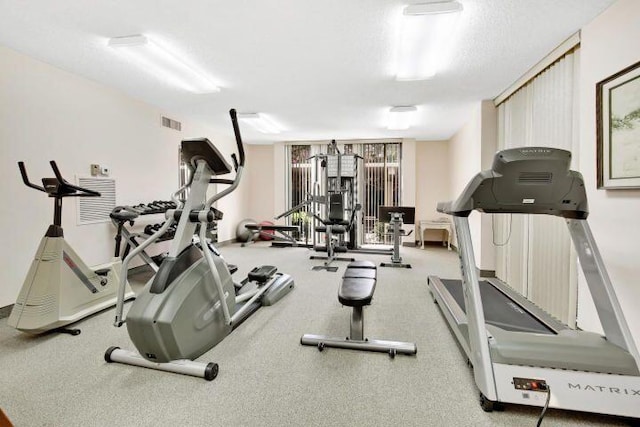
[105,109,294,380]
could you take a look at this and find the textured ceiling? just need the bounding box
[0,0,616,144]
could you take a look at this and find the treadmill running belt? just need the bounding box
[441,279,554,335]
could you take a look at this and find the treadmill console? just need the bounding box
[439,146,589,219]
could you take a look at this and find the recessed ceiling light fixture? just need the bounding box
[237,113,283,134]
[108,34,220,93]
[387,106,417,130]
[396,1,463,80]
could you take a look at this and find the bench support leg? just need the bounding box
[301,306,417,356]
[351,306,364,341]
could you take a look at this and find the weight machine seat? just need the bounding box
[339,278,376,307]
[316,225,346,234]
[343,267,377,280]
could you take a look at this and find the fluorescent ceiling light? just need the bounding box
[396,1,463,80]
[108,34,220,93]
[237,113,283,134]
[387,106,417,130]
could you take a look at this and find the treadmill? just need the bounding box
[427,147,640,419]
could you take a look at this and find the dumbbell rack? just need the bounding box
[111,201,218,273]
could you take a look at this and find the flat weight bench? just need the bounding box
[301,261,417,357]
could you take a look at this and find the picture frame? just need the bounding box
[596,60,640,189]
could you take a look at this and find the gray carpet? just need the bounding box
[0,243,631,426]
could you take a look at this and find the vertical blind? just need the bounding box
[360,143,401,244]
[495,48,580,326]
[286,145,313,241]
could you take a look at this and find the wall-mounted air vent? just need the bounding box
[518,172,552,184]
[162,116,182,131]
[76,177,116,225]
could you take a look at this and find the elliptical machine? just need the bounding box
[9,161,133,335]
[105,109,294,380]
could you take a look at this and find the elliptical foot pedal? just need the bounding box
[248,265,277,283]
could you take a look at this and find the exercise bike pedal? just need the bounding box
[94,268,110,276]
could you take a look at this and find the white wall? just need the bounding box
[415,140,450,242]
[245,144,275,221]
[446,100,497,271]
[479,100,498,272]
[273,142,287,218]
[401,138,417,207]
[0,44,246,307]
[576,0,640,345]
[447,103,483,263]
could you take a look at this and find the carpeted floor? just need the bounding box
[0,243,633,426]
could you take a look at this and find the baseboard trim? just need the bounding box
[0,304,13,319]
[217,238,235,247]
[479,269,496,278]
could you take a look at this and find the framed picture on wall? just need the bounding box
[596,60,640,189]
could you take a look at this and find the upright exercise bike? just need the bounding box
[379,206,414,269]
[105,109,294,380]
[9,161,133,335]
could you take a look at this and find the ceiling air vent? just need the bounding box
[518,172,552,184]
[162,116,182,131]
[76,177,116,225]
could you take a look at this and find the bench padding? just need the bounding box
[346,260,376,269]
[339,278,376,307]
[343,268,377,280]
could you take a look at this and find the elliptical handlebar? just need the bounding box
[203,109,246,208]
[229,109,245,168]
